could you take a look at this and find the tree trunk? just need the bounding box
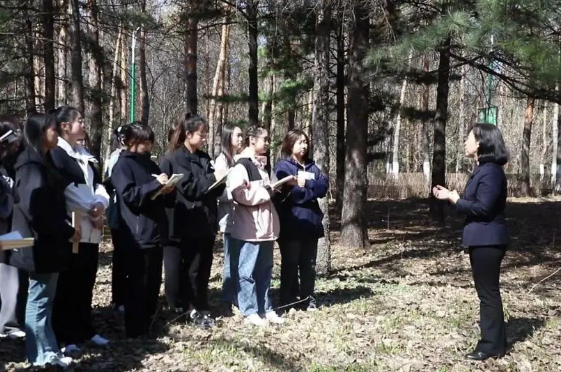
[87,0,103,159]
[391,51,411,175]
[312,1,331,274]
[456,64,465,173]
[185,1,199,114]
[429,37,451,222]
[120,31,128,124]
[341,3,369,249]
[521,96,535,196]
[335,19,345,211]
[540,102,548,179]
[43,0,55,111]
[56,0,68,106]
[421,54,431,183]
[247,0,259,127]
[70,0,84,113]
[139,1,149,124]
[106,22,123,161]
[263,74,273,132]
[25,16,36,113]
[209,16,230,158]
[553,85,560,188]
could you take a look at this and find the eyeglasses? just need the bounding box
[258,136,270,143]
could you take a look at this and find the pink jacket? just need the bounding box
[227,153,280,242]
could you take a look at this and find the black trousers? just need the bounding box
[110,228,127,306]
[52,242,99,345]
[279,238,318,308]
[164,236,214,312]
[469,245,507,355]
[124,246,163,338]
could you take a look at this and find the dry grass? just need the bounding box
[2,197,561,371]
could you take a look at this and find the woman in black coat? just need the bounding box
[111,122,175,338]
[433,123,509,361]
[160,113,226,328]
[9,113,80,369]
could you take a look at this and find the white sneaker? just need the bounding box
[265,311,284,324]
[52,354,73,369]
[8,330,26,339]
[244,313,267,326]
[91,334,109,346]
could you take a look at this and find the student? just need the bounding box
[104,126,127,313]
[227,126,285,326]
[9,112,79,369]
[274,129,328,312]
[160,114,226,328]
[0,114,27,339]
[111,122,175,338]
[49,106,110,355]
[433,123,509,361]
[215,124,243,311]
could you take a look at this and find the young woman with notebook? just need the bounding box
[160,113,226,328]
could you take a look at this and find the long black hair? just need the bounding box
[472,123,509,166]
[168,113,207,152]
[220,123,241,166]
[51,105,81,133]
[24,113,58,160]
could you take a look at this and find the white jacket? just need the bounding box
[57,138,110,244]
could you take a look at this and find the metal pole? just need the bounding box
[130,27,140,123]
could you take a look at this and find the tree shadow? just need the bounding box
[506,316,546,348]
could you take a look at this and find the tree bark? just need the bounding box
[553,85,560,188]
[69,0,85,113]
[247,0,259,127]
[391,51,411,175]
[56,0,68,106]
[87,0,103,159]
[341,3,369,249]
[139,0,149,124]
[43,0,55,111]
[25,15,36,114]
[209,15,230,158]
[429,37,451,222]
[312,1,331,274]
[421,54,431,183]
[120,30,128,124]
[185,1,199,114]
[335,17,345,211]
[456,64,465,173]
[521,96,535,196]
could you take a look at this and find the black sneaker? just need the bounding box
[189,311,216,329]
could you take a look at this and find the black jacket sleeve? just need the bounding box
[16,164,75,239]
[112,161,163,209]
[161,155,216,201]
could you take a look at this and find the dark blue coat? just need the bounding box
[274,158,329,240]
[456,161,508,247]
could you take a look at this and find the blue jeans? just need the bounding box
[25,272,60,366]
[221,234,239,305]
[233,238,274,316]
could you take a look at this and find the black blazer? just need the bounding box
[160,146,225,240]
[9,148,75,273]
[111,151,174,249]
[456,161,508,247]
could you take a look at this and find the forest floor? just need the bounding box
[2,197,561,372]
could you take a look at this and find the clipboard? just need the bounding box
[151,173,184,200]
[206,168,232,193]
[0,231,34,251]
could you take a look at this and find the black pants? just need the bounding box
[164,236,214,312]
[279,238,318,308]
[469,245,507,355]
[124,246,163,338]
[53,243,99,345]
[110,228,127,306]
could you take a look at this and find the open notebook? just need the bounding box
[151,173,184,200]
[0,231,34,251]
